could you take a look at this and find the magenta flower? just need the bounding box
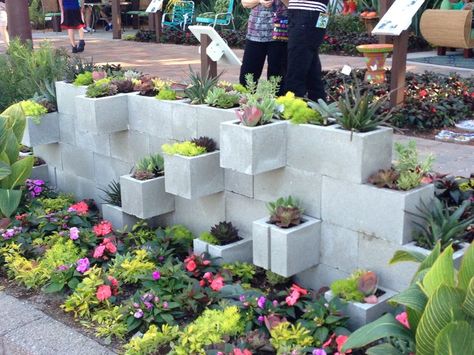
[69,227,80,240]
[257,296,266,309]
[257,315,264,324]
[152,270,161,280]
[76,257,90,274]
[134,309,144,318]
[144,301,153,310]
[162,301,169,309]
[312,349,327,355]
[239,295,246,302]
[57,265,69,271]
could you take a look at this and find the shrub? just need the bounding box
[74,71,94,86]
[19,100,48,122]
[162,141,207,156]
[109,249,156,284]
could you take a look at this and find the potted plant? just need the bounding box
[20,100,60,147]
[194,221,252,263]
[220,74,287,175]
[100,180,138,231]
[252,196,321,277]
[162,137,224,199]
[324,270,396,329]
[120,153,174,219]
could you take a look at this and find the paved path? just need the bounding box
[0,292,115,355]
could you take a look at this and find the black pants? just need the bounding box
[239,39,288,95]
[286,9,327,101]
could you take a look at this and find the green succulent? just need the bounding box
[133,153,164,180]
[184,67,221,104]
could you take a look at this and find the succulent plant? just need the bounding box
[99,180,121,207]
[368,168,400,189]
[357,271,377,296]
[133,153,164,180]
[190,136,217,153]
[209,221,240,245]
[85,80,118,98]
[92,70,107,81]
[236,106,263,127]
[134,76,157,96]
[267,196,304,228]
[184,67,221,104]
[205,87,240,109]
[111,78,135,93]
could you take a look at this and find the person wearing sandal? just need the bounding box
[59,0,86,53]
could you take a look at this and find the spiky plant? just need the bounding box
[99,180,122,207]
[184,67,221,104]
[210,221,240,245]
[191,136,217,153]
[133,153,164,180]
[368,168,400,189]
[267,196,303,228]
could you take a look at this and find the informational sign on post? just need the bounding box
[146,0,163,13]
[372,0,425,36]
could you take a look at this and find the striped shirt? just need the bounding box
[288,0,328,12]
[246,0,287,42]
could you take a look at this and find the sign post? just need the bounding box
[112,0,122,40]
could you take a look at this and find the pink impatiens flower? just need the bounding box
[152,270,161,280]
[69,227,80,240]
[93,244,106,259]
[210,275,225,291]
[396,311,410,329]
[93,220,113,236]
[96,285,112,301]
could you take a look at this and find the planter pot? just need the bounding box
[356,44,393,84]
[75,94,131,133]
[193,238,210,255]
[120,174,175,219]
[325,286,397,330]
[193,238,253,264]
[322,177,435,245]
[220,120,287,175]
[55,81,87,115]
[252,215,321,277]
[30,164,50,182]
[287,124,393,183]
[403,241,470,269]
[163,151,224,199]
[22,112,60,147]
[102,204,139,231]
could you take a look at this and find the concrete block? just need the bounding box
[403,241,470,269]
[325,286,397,330]
[224,192,268,237]
[171,101,198,140]
[252,217,271,269]
[30,164,50,183]
[61,144,94,180]
[254,166,322,218]
[252,215,321,277]
[22,112,60,147]
[208,238,253,264]
[287,124,393,183]
[193,238,209,255]
[295,264,350,292]
[128,95,173,138]
[171,193,225,236]
[33,143,62,169]
[55,170,99,202]
[74,128,111,156]
[322,176,435,245]
[120,175,175,219]
[93,153,133,188]
[58,113,76,145]
[75,94,129,133]
[163,151,224,199]
[196,105,237,148]
[55,81,87,116]
[148,136,175,155]
[102,203,139,231]
[320,222,359,273]
[220,120,287,175]
[110,131,150,163]
[224,169,254,198]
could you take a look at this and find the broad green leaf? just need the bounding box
[366,343,404,355]
[415,285,465,355]
[406,306,422,333]
[458,242,474,291]
[0,118,7,152]
[0,188,22,218]
[462,278,474,318]
[390,250,426,265]
[418,242,441,272]
[2,103,26,142]
[421,245,455,297]
[390,283,427,313]
[0,161,11,180]
[1,156,33,189]
[43,282,64,293]
[434,321,474,355]
[342,314,413,352]
[3,131,19,167]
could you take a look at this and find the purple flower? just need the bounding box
[272,300,278,307]
[1,226,22,240]
[257,315,264,324]
[239,295,246,302]
[257,296,266,309]
[69,227,80,240]
[158,256,165,262]
[162,301,168,309]
[76,257,90,273]
[152,270,161,280]
[57,265,69,271]
[133,302,140,308]
[141,293,154,302]
[26,179,45,198]
[312,349,327,355]
[134,309,144,318]
[144,301,153,310]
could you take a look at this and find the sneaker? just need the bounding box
[83,27,90,33]
[72,45,78,54]
[105,24,111,31]
[77,40,85,53]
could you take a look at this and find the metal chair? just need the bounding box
[41,0,61,32]
[125,0,151,29]
[162,1,195,31]
[195,0,235,29]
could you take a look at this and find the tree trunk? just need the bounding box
[5,0,32,44]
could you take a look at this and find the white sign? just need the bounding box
[372,0,425,36]
[146,0,163,13]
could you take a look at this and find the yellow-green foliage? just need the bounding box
[38,193,74,213]
[39,237,84,273]
[19,100,47,120]
[276,92,322,125]
[73,71,93,86]
[330,270,365,302]
[62,266,104,318]
[91,306,128,340]
[124,324,180,355]
[156,88,177,100]
[270,322,314,354]
[199,231,219,245]
[162,141,206,157]
[174,306,244,354]
[109,249,156,284]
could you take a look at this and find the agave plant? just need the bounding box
[267,196,304,228]
[308,98,341,125]
[184,67,221,105]
[133,153,164,180]
[99,180,121,207]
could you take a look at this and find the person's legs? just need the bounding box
[67,28,76,47]
[0,25,8,45]
[239,40,269,86]
[306,47,325,101]
[267,41,288,95]
[84,6,92,31]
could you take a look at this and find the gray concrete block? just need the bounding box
[322,176,435,245]
[128,95,173,138]
[75,94,129,133]
[220,120,287,175]
[22,113,60,147]
[403,241,469,269]
[287,124,393,183]
[58,113,76,145]
[61,144,95,180]
[320,222,359,273]
[253,166,322,218]
[102,203,139,232]
[252,217,271,269]
[55,170,99,202]
[110,131,150,163]
[120,175,175,219]
[171,101,198,141]
[33,143,62,169]
[224,169,254,198]
[224,191,268,237]
[193,238,209,255]
[55,81,87,116]
[30,164,50,183]
[163,151,224,199]
[294,264,350,292]
[148,136,175,155]
[74,128,111,156]
[93,153,133,188]
[196,105,237,148]
[208,238,253,264]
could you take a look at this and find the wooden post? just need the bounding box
[389,30,409,107]
[200,34,217,79]
[112,0,122,39]
[154,11,162,43]
[5,0,32,43]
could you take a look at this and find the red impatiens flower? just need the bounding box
[210,275,224,291]
[93,244,106,259]
[93,220,113,236]
[96,284,112,301]
[285,283,308,306]
[290,283,308,295]
[419,89,428,98]
[233,349,252,355]
[186,259,197,272]
[68,201,89,216]
[107,276,119,296]
[93,237,117,259]
[336,335,352,354]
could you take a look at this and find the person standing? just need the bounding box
[59,0,86,53]
[285,0,329,101]
[239,0,288,93]
[0,0,9,46]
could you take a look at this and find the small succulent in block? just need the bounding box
[190,136,217,153]
[368,168,400,189]
[357,271,378,303]
[85,79,118,98]
[200,221,241,246]
[267,196,304,228]
[132,153,164,181]
[110,78,135,93]
[134,76,158,96]
[330,270,379,304]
